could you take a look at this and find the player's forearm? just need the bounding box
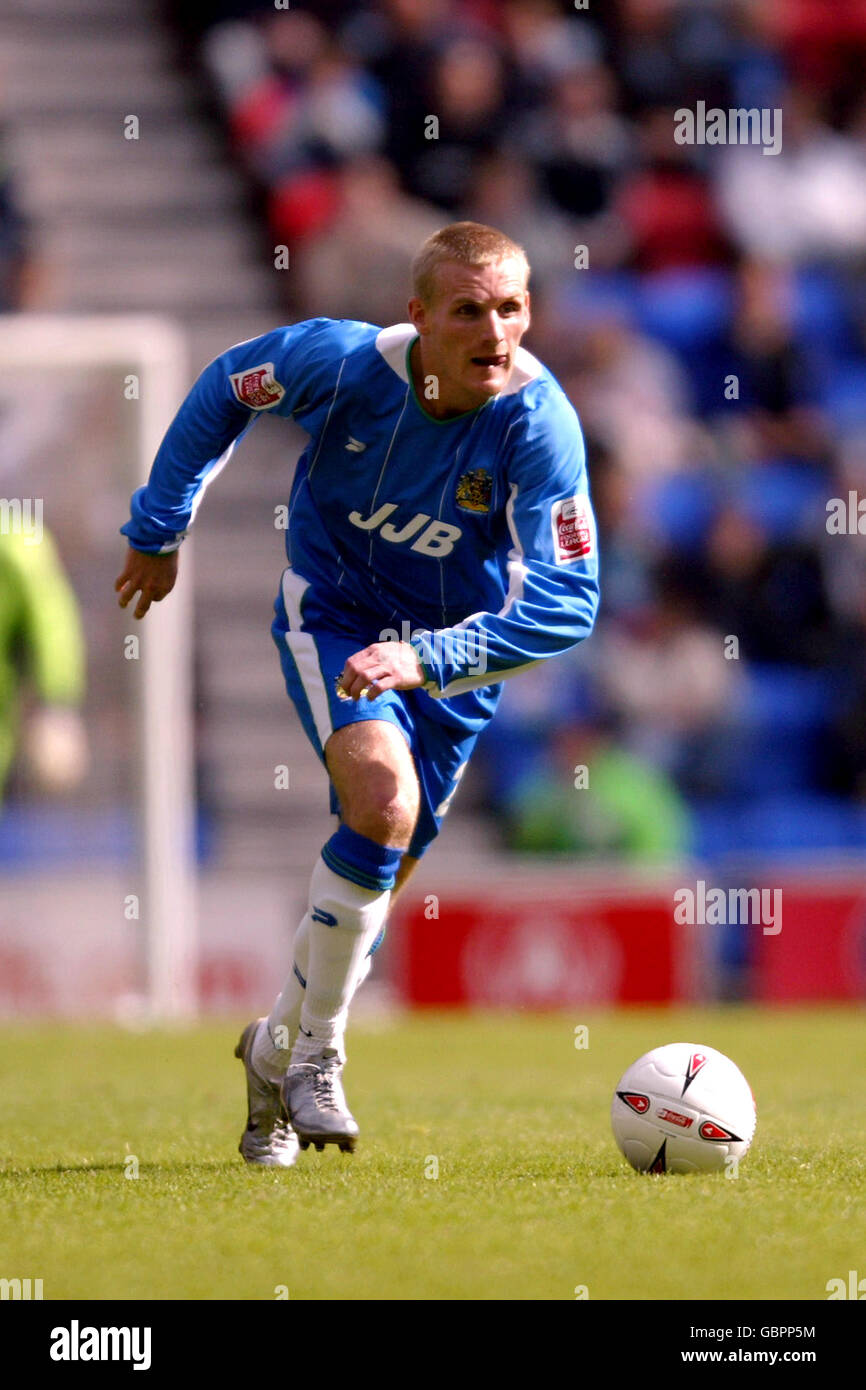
[410,569,600,698]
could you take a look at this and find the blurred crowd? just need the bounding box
[170,0,866,860]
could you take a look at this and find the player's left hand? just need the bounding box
[337,641,425,701]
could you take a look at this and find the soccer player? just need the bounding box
[115,222,599,1167]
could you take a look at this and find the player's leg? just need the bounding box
[271,702,472,1101]
[256,719,419,1060]
[238,608,417,1163]
[279,851,420,1074]
[277,720,420,1149]
[324,719,420,843]
[299,852,419,1036]
[262,694,477,1080]
[238,590,485,1162]
[293,719,418,1053]
[239,844,420,1162]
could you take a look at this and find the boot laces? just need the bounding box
[311,1061,341,1112]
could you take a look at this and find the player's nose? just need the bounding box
[479,313,507,346]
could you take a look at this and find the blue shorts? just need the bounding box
[271,567,500,859]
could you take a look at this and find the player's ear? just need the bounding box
[523,289,531,331]
[408,296,428,334]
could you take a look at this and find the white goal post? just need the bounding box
[0,314,197,1021]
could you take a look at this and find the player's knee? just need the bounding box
[343,777,418,847]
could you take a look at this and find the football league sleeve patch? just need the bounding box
[550,493,596,564]
[228,362,286,411]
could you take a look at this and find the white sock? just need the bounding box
[254,924,376,1080]
[253,913,311,1083]
[292,857,389,1064]
[254,857,388,1078]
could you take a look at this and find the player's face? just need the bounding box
[409,258,531,417]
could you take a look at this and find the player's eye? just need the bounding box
[455,304,479,316]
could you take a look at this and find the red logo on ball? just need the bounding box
[657,1107,694,1129]
[618,1091,650,1114]
[699,1120,741,1142]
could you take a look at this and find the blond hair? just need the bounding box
[411,222,530,304]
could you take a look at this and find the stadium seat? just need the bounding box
[734,460,830,541]
[793,267,859,358]
[692,792,866,858]
[723,665,836,797]
[640,470,720,553]
[818,358,866,430]
[635,268,732,352]
[558,270,639,329]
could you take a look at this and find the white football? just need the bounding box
[611,1042,756,1174]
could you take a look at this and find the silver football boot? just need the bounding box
[235,1019,300,1168]
[280,1048,359,1153]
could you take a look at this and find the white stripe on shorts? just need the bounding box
[280,567,334,753]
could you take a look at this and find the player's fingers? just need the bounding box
[336,672,361,700]
[364,672,397,698]
[134,583,166,618]
[116,580,138,608]
[363,667,397,698]
[339,666,389,700]
[347,674,377,700]
[337,660,369,698]
[137,579,175,614]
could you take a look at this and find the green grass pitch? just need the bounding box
[1,1007,864,1301]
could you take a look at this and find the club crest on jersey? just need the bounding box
[455,468,493,513]
[551,494,594,563]
[229,362,285,410]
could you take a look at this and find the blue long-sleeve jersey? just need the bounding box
[122,318,600,698]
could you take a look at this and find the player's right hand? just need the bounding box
[115,547,178,619]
